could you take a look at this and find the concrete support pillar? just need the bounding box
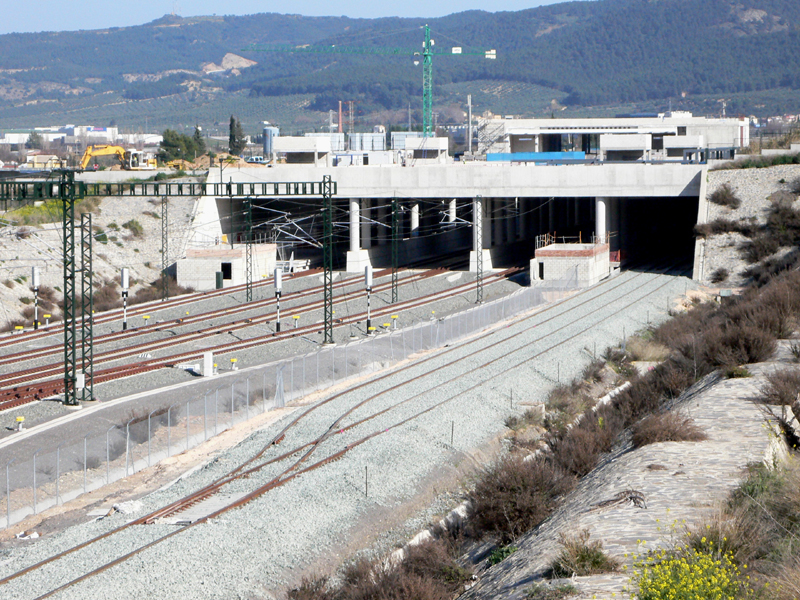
[448,199,456,224]
[410,203,419,237]
[470,197,493,272]
[595,197,608,244]
[346,198,371,272]
[361,198,372,249]
[349,199,360,253]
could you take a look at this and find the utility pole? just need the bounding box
[80,213,94,402]
[245,198,253,302]
[322,175,334,344]
[421,25,433,136]
[391,197,399,304]
[161,197,169,301]
[61,170,78,406]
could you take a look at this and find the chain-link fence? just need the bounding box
[1,275,577,530]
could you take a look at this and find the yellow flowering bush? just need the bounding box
[631,544,754,600]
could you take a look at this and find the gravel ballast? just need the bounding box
[0,269,697,599]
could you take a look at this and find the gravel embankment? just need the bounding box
[702,164,800,286]
[0,269,696,600]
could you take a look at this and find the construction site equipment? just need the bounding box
[79,145,157,171]
[244,25,495,138]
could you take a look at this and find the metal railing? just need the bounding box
[0,276,578,530]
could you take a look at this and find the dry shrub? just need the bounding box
[791,176,800,195]
[761,369,800,405]
[630,411,707,448]
[93,280,122,312]
[288,576,335,600]
[130,277,195,306]
[331,540,469,600]
[768,190,796,209]
[546,383,593,419]
[744,248,800,286]
[701,323,776,367]
[688,461,800,579]
[548,406,623,477]
[469,455,575,544]
[549,529,619,578]
[709,183,741,209]
[767,556,800,600]
[0,318,25,332]
[694,218,755,238]
[710,267,729,284]
[626,336,670,362]
[740,234,780,263]
[582,359,605,383]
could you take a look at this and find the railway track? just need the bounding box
[0,267,517,409]
[0,268,688,598]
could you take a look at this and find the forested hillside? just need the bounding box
[0,0,798,133]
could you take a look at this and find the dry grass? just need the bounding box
[761,368,800,406]
[626,336,671,362]
[630,411,707,448]
[549,529,620,578]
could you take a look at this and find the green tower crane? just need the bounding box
[244,25,496,137]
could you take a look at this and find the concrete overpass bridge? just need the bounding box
[188,161,706,278]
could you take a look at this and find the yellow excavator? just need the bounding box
[80,145,157,171]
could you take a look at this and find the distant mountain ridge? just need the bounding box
[0,0,798,132]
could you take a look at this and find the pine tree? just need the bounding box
[192,125,206,157]
[229,115,246,155]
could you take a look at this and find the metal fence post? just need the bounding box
[345,344,349,379]
[125,418,133,476]
[186,400,190,452]
[215,388,219,434]
[167,406,172,457]
[83,434,89,494]
[106,426,114,484]
[148,409,157,467]
[6,459,14,529]
[290,361,294,401]
[32,450,39,515]
[204,392,208,440]
[56,443,62,505]
[246,378,250,420]
[230,383,235,422]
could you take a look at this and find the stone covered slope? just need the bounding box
[700,164,800,287]
[460,346,789,600]
[0,191,198,326]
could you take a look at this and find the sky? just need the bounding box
[0,1,564,35]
